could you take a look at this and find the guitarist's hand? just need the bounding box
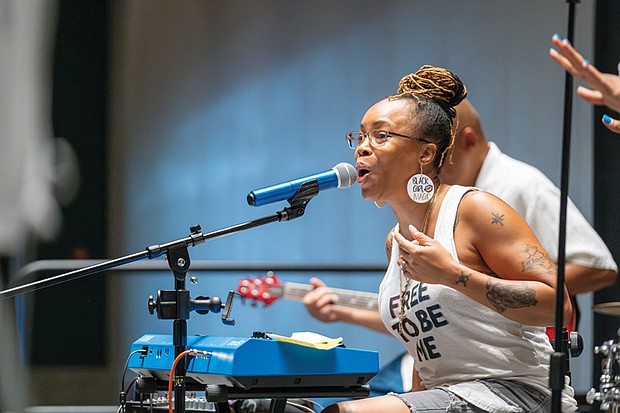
[302,277,342,323]
[303,277,389,334]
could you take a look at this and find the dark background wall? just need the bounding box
[32,0,108,367]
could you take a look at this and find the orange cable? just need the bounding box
[168,349,193,413]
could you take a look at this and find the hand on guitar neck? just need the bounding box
[236,273,388,334]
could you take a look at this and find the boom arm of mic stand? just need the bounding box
[0,179,320,301]
[0,179,320,413]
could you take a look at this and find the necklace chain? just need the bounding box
[398,183,442,334]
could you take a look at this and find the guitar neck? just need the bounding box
[279,282,379,311]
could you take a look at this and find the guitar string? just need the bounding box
[282,283,379,310]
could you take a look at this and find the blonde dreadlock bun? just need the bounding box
[391,65,467,169]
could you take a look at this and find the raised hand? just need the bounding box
[550,34,620,134]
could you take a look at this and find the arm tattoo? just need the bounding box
[485,279,538,313]
[491,212,505,226]
[456,271,471,287]
[521,244,555,274]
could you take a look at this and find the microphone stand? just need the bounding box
[0,180,320,413]
[550,1,579,412]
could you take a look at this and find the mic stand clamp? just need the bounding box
[277,180,319,222]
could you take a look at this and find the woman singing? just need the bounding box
[321,66,577,413]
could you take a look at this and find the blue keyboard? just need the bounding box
[128,334,379,390]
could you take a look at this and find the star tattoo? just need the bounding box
[491,212,505,226]
[455,271,471,287]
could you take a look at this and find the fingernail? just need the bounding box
[553,33,561,40]
[409,224,417,232]
[603,114,612,124]
[583,58,590,66]
[563,38,571,45]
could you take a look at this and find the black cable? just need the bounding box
[120,349,147,412]
[125,377,139,395]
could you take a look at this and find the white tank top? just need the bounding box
[378,185,576,411]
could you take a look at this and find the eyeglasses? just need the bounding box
[345,129,432,149]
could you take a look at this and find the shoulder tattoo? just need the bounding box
[491,212,505,226]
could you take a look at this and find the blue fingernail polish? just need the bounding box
[563,38,571,45]
[554,33,561,40]
[603,114,612,124]
[584,58,590,66]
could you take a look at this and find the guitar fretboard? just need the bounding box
[277,282,379,311]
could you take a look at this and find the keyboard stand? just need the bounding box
[205,384,371,413]
[131,378,370,413]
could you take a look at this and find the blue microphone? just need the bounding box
[247,162,357,207]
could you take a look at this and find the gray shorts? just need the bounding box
[389,379,550,413]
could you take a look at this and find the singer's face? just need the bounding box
[355,98,422,203]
